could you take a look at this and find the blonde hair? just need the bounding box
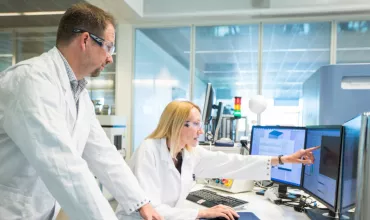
[147,100,201,158]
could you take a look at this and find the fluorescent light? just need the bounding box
[0,13,22,16]
[341,76,370,89]
[0,11,65,17]
[0,54,13,58]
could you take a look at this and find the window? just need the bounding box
[194,25,259,138]
[0,32,13,72]
[337,20,370,63]
[262,22,331,126]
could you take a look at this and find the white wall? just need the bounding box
[133,30,190,152]
[132,29,207,152]
[125,0,144,16]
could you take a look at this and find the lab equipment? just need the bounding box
[302,64,370,126]
[205,178,254,193]
[97,115,127,200]
[233,96,241,118]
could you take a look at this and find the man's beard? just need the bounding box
[91,68,101,77]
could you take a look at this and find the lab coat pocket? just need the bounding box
[0,184,33,218]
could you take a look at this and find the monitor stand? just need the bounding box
[277,184,288,198]
[275,184,299,200]
[306,208,353,220]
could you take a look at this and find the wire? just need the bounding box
[254,180,273,189]
[283,195,329,212]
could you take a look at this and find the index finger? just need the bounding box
[305,146,320,152]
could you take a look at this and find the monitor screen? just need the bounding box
[250,126,306,187]
[202,83,214,125]
[340,115,362,212]
[302,126,342,211]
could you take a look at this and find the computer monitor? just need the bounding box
[339,114,365,215]
[302,125,343,216]
[213,102,223,141]
[201,83,224,143]
[202,83,214,125]
[250,126,307,188]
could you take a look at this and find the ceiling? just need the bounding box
[1,0,370,100]
[0,0,84,28]
[140,21,370,100]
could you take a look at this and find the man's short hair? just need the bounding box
[56,2,116,47]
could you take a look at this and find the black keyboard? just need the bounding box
[186,189,248,208]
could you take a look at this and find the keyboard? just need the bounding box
[186,189,248,208]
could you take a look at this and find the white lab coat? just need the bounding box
[116,138,272,220]
[0,47,148,220]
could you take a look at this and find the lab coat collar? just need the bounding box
[159,138,173,164]
[47,47,78,125]
[159,138,193,165]
[159,138,182,179]
[48,47,72,93]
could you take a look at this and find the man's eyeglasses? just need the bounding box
[72,28,115,55]
[184,121,203,130]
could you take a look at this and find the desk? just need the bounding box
[183,184,309,220]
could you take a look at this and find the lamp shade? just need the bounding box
[249,95,267,114]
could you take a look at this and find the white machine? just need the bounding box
[97,115,126,159]
[96,115,127,201]
[200,144,254,193]
[205,178,254,193]
[200,144,242,154]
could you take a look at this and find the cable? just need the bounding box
[254,180,273,189]
[286,195,329,213]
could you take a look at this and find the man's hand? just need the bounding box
[138,203,164,220]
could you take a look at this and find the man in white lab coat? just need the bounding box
[0,3,162,220]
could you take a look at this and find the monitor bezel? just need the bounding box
[302,125,343,213]
[249,125,307,187]
[340,114,367,213]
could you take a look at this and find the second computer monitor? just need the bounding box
[302,125,343,212]
[250,126,306,187]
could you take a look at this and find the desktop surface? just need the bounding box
[250,126,306,186]
[184,184,309,220]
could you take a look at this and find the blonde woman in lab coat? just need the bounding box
[116,101,318,220]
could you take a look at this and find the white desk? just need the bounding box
[183,184,309,220]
